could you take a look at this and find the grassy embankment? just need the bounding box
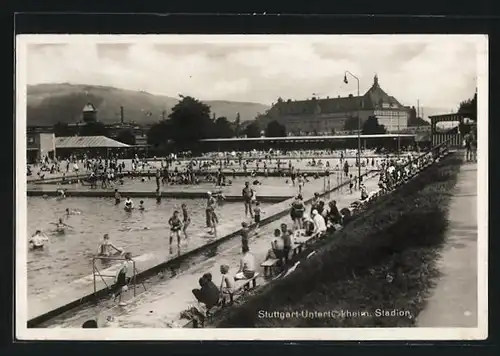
[214,154,463,328]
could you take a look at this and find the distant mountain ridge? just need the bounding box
[26,83,271,126]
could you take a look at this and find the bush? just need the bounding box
[214,155,462,328]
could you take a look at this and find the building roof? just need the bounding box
[55,136,130,149]
[268,75,406,117]
[200,134,416,143]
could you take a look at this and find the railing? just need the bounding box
[371,138,450,193]
[92,256,139,299]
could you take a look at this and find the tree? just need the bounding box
[343,116,359,131]
[265,120,287,137]
[234,112,242,137]
[213,117,235,138]
[168,96,214,147]
[362,116,387,135]
[78,121,109,136]
[53,122,73,137]
[147,120,172,147]
[244,122,261,138]
[458,92,477,121]
[116,128,136,145]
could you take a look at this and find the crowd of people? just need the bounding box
[30,145,437,325]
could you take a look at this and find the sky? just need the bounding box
[23,35,482,110]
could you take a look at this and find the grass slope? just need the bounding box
[27,83,270,126]
[214,154,462,328]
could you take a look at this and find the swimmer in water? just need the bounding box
[65,208,81,216]
[56,189,66,200]
[96,233,123,257]
[29,230,48,250]
[51,218,72,232]
[124,197,134,211]
[138,200,145,211]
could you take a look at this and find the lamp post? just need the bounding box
[390,102,401,157]
[397,110,401,157]
[343,71,361,184]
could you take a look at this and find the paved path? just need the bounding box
[417,162,478,327]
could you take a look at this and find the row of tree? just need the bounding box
[146,96,288,148]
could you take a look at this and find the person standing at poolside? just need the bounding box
[242,181,254,219]
[219,264,235,306]
[206,192,218,237]
[168,210,183,253]
[112,252,134,306]
[290,194,305,230]
[280,223,292,265]
[181,203,190,240]
[155,168,161,191]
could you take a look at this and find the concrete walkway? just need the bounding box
[417,162,478,327]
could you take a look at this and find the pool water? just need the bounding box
[27,197,271,297]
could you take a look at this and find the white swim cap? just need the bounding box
[312,209,318,215]
[207,191,212,195]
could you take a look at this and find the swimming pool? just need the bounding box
[26,197,272,297]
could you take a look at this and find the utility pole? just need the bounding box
[417,99,420,118]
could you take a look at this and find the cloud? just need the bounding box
[25,36,480,109]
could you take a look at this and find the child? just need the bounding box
[240,222,251,251]
[156,188,161,203]
[168,210,183,253]
[360,184,368,200]
[349,174,354,194]
[219,264,235,306]
[114,189,121,205]
[253,201,263,228]
[138,200,145,211]
[280,223,292,265]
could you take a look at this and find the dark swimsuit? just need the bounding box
[169,217,182,232]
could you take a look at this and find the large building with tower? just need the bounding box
[263,75,410,135]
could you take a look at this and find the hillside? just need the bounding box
[26,83,270,126]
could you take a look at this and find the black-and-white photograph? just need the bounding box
[15,35,487,340]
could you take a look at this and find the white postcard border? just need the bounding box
[15,34,489,341]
